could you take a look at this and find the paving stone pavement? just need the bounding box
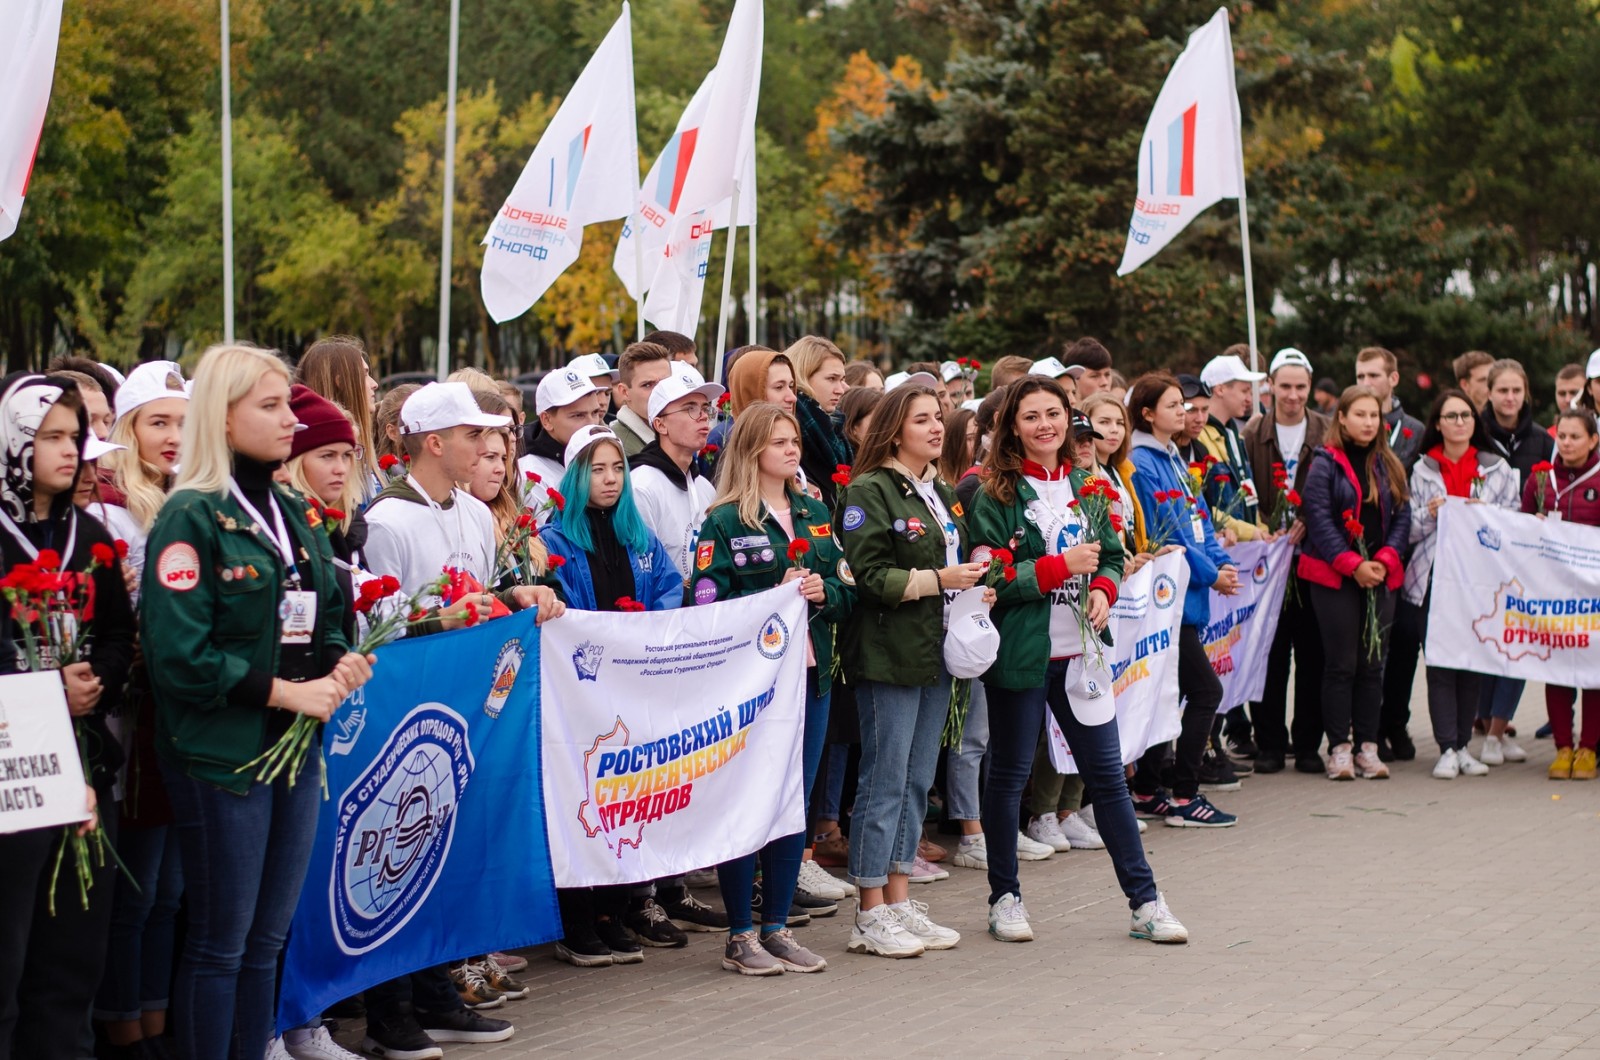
[327,690,1600,1059]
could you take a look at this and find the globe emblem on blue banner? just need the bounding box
[331,704,474,955]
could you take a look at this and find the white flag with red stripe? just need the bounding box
[480,4,638,323]
[1116,7,1243,276]
[0,0,65,243]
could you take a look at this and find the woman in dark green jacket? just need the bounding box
[141,345,374,1060]
[836,384,990,959]
[968,376,1188,947]
[692,402,853,976]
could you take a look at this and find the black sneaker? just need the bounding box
[791,889,838,918]
[326,995,366,1020]
[1198,749,1241,791]
[1375,738,1395,763]
[1224,733,1259,760]
[360,1002,444,1060]
[1389,732,1416,761]
[750,881,810,927]
[415,1007,514,1044]
[553,931,612,968]
[1252,754,1286,775]
[624,898,688,947]
[1228,753,1255,776]
[1294,754,1325,775]
[594,916,645,963]
[659,885,729,932]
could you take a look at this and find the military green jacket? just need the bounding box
[836,464,968,687]
[689,488,853,692]
[142,485,349,794]
[965,469,1125,690]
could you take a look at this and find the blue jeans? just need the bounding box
[983,660,1157,911]
[848,675,950,887]
[818,744,848,821]
[719,671,830,933]
[161,751,321,1060]
[94,824,185,1021]
[1478,675,1525,722]
[944,681,989,821]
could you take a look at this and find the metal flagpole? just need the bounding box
[1229,19,1261,416]
[436,0,461,381]
[712,180,740,386]
[634,213,647,341]
[220,0,235,343]
[746,218,757,347]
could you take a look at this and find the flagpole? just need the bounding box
[712,181,741,385]
[746,218,757,346]
[436,0,461,381]
[1227,11,1260,416]
[634,213,647,341]
[219,0,235,344]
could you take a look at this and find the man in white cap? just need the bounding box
[1197,346,1270,535]
[883,369,941,394]
[364,381,562,629]
[1029,356,1084,401]
[519,366,605,489]
[1239,347,1328,777]
[568,352,620,417]
[940,361,975,406]
[630,364,724,582]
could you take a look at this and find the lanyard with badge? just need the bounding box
[406,473,474,582]
[229,481,316,646]
[1168,448,1208,544]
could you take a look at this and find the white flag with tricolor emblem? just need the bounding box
[479,4,639,323]
[625,0,762,336]
[1116,7,1243,276]
[0,0,65,243]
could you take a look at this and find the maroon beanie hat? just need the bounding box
[289,384,358,458]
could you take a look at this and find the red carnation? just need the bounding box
[832,464,852,486]
[1286,490,1302,506]
[787,539,810,563]
[360,580,388,602]
[90,542,116,566]
[526,470,542,483]
[380,575,401,594]
[1531,461,1555,474]
[1110,513,1125,532]
[1002,566,1017,583]
[516,512,534,529]
[991,547,1014,565]
[1402,427,1413,438]
[324,507,346,521]
[547,488,566,512]
[379,454,399,470]
[113,539,129,559]
[546,555,566,570]
[35,550,60,572]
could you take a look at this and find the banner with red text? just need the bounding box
[539,584,806,887]
[1426,500,1600,688]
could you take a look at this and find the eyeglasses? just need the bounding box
[1439,412,1474,423]
[666,403,712,421]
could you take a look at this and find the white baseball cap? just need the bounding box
[1030,357,1085,380]
[1587,349,1600,379]
[884,370,940,392]
[648,365,724,423]
[96,363,126,387]
[535,368,601,414]
[1269,348,1314,376]
[400,381,512,435]
[940,360,964,383]
[567,352,619,381]
[942,587,1001,679]
[563,424,622,468]
[1201,353,1267,389]
[114,361,189,422]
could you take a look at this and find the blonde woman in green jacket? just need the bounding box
[836,385,991,959]
[967,376,1187,947]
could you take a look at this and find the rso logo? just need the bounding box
[331,704,473,955]
[1153,573,1178,609]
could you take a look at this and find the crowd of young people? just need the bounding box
[0,331,1594,1060]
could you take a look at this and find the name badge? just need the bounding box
[280,590,317,645]
[1190,512,1206,545]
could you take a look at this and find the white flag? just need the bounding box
[612,70,755,304]
[0,0,65,243]
[479,4,638,323]
[1116,7,1243,276]
[634,0,762,336]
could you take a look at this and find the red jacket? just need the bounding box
[1522,452,1600,527]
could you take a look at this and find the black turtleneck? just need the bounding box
[1346,441,1384,550]
[234,452,281,513]
[586,505,636,612]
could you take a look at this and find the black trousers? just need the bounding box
[0,829,55,1060]
[1255,577,1325,759]
[1311,583,1396,749]
[1380,598,1424,741]
[365,966,462,1022]
[1133,624,1222,800]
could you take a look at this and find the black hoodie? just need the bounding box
[1476,401,1555,484]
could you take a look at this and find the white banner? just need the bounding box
[1048,551,1188,773]
[0,0,65,242]
[539,584,806,887]
[0,671,91,833]
[1426,500,1600,688]
[1203,537,1293,709]
[480,5,639,323]
[1116,7,1243,276]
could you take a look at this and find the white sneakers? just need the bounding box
[1480,735,1527,765]
[1081,803,1145,835]
[1025,814,1071,852]
[1433,749,1461,779]
[797,859,855,901]
[888,900,961,950]
[952,833,988,869]
[1455,747,1490,775]
[284,1027,365,1060]
[848,905,925,958]
[1015,830,1056,861]
[988,894,1034,942]
[1129,893,1189,944]
[1057,812,1106,849]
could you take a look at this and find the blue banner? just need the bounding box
[278,611,560,1030]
